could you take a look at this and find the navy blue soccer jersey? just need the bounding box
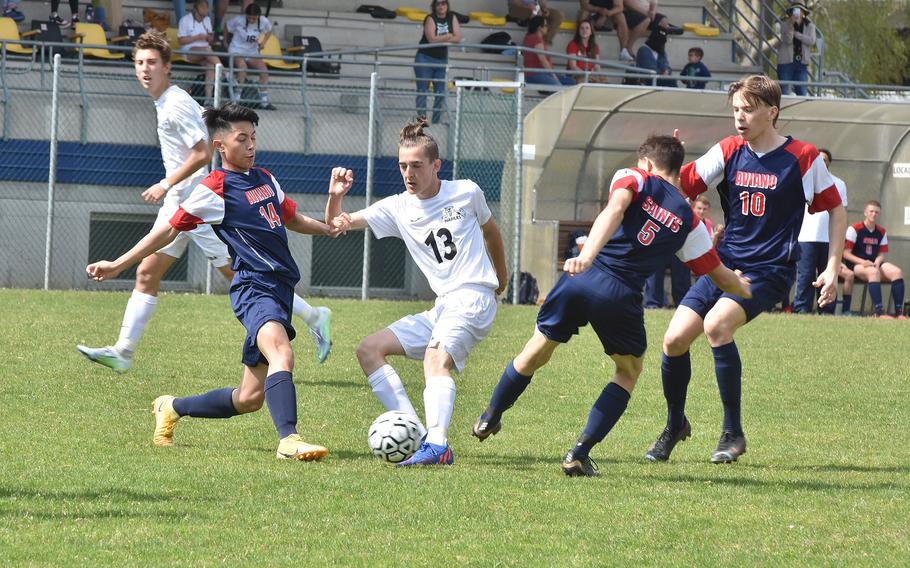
[169,167,300,283]
[593,167,721,290]
[680,136,842,268]
[845,222,889,262]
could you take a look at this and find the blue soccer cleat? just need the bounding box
[396,441,454,467]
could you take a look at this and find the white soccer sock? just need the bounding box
[366,365,421,423]
[292,294,321,327]
[114,290,158,355]
[424,375,456,447]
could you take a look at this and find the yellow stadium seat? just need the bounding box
[406,11,429,21]
[165,27,192,64]
[396,6,423,16]
[682,22,701,32]
[694,25,719,37]
[560,21,576,31]
[73,22,125,59]
[0,17,38,55]
[468,11,495,19]
[261,35,301,70]
[478,15,506,26]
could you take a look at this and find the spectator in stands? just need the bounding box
[508,0,563,45]
[844,200,906,318]
[623,0,667,58]
[634,15,676,87]
[2,1,25,22]
[48,0,79,27]
[693,195,723,247]
[226,3,274,110]
[415,0,461,124]
[523,16,576,86]
[794,148,851,315]
[777,1,815,96]
[578,0,629,61]
[680,46,711,89]
[566,20,608,83]
[179,0,220,105]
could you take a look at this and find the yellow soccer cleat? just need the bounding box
[151,395,181,447]
[276,434,328,461]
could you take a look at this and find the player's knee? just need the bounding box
[135,266,161,294]
[356,337,382,369]
[662,331,690,357]
[235,390,264,413]
[703,316,734,345]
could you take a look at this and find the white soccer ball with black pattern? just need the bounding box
[367,410,423,463]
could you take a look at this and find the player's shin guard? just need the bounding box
[712,342,743,435]
[484,360,532,423]
[661,351,691,432]
[264,371,297,438]
[892,279,905,315]
[172,388,239,418]
[870,282,884,314]
[423,375,455,446]
[115,290,158,354]
[573,382,631,458]
[367,365,418,417]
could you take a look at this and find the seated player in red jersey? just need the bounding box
[844,200,905,319]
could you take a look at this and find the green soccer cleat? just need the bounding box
[309,307,333,364]
[76,344,131,373]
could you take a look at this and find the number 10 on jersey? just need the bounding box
[424,228,457,263]
[739,191,766,217]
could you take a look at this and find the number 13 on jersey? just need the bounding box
[424,228,457,263]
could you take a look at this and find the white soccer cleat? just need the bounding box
[76,344,131,373]
[308,307,333,364]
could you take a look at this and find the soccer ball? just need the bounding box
[367,410,423,463]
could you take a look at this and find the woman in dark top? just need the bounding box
[415,0,461,124]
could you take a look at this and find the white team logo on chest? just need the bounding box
[442,205,466,223]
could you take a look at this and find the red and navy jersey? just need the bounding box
[680,136,841,268]
[845,222,888,261]
[169,167,300,283]
[594,167,721,290]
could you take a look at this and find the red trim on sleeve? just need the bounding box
[718,136,746,159]
[679,162,706,199]
[169,207,204,231]
[609,168,646,200]
[783,139,815,176]
[685,249,722,276]
[201,170,225,197]
[844,240,855,249]
[279,196,297,222]
[808,185,842,214]
[880,244,889,253]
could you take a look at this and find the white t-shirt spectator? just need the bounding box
[178,13,213,50]
[798,174,848,243]
[226,15,273,57]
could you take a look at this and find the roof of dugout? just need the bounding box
[520,84,910,297]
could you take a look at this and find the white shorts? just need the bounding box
[153,185,231,267]
[388,285,497,372]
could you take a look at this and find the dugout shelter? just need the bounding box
[519,85,910,298]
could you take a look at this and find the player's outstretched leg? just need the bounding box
[564,355,640,477]
[292,295,333,364]
[473,330,558,442]
[154,387,239,446]
[358,329,427,437]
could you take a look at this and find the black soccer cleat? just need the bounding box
[711,431,747,463]
[562,449,599,477]
[645,418,692,462]
[471,413,502,441]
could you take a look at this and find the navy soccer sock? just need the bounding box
[264,371,297,439]
[712,342,743,435]
[841,293,852,313]
[484,360,532,423]
[869,282,884,313]
[172,388,239,418]
[661,351,691,432]
[573,382,631,458]
[892,279,905,315]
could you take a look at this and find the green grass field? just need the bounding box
[1,288,908,566]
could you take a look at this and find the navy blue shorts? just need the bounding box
[229,271,296,367]
[680,262,796,322]
[537,269,646,357]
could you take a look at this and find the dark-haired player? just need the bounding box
[87,103,340,461]
[646,75,846,464]
[471,135,752,477]
[326,118,509,467]
[77,31,333,374]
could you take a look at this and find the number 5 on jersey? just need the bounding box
[425,228,457,263]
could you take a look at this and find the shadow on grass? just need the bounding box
[740,462,910,475]
[0,508,190,521]
[645,472,907,492]
[0,486,212,503]
[302,380,364,389]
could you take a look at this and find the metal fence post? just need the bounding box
[205,63,224,295]
[44,53,61,291]
[362,71,378,301]
[510,73,524,305]
[453,85,462,180]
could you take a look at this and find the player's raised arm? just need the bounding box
[87,224,181,281]
[563,184,635,275]
[324,167,368,231]
[480,217,509,295]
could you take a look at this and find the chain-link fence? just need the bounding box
[0,53,525,301]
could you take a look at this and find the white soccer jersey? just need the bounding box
[154,85,208,200]
[178,13,213,50]
[227,15,273,57]
[798,175,848,243]
[362,179,498,297]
